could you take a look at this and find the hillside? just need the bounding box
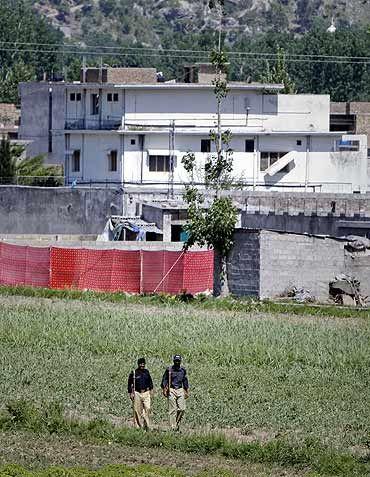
[32,0,370,45]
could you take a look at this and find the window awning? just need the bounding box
[264,152,295,176]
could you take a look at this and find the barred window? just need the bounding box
[149,155,171,172]
[260,152,288,171]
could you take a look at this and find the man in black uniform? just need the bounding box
[161,354,189,431]
[127,357,153,430]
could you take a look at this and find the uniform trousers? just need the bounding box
[168,388,186,430]
[133,390,151,429]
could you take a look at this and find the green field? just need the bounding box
[0,292,369,476]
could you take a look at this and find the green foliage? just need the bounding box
[16,155,63,186]
[0,400,369,475]
[260,47,296,94]
[0,289,368,456]
[0,0,63,103]
[0,137,16,183]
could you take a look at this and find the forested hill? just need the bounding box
[1,0,370,104]
[31,0,370,45]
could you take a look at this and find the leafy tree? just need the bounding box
[181,0,237,297]
[260,47,296,94]
[16,155,63,186]
[0,137,16,184]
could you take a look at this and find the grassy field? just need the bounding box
[0,291,369,475]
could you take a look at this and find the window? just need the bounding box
[260,151,288,171]
[149,155,171,172]
[296,139,302,146]
[336,139,360,151]
[72,150,80,172]
[70,93,81,101]
[108,93,119,102]
[108,150,118,172]
[245,139,254,152]
[201,139,211,153]
[91,94,99,115]
[131,138,136,145]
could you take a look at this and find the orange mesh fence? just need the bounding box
[50,248,141,293]
[140,250,186,294]
[50,248,213,295]
[0,242,50,287]
[0,243,213,295]
[183,250,214,294]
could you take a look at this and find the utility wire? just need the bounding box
[1,46,370,65]
[0,41,370,62]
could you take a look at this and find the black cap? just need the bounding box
[173,354,182,361]
[137,357,146,365]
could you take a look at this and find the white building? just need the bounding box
[19,66,368,193]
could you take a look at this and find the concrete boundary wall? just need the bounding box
[1,186,370,236]
[228,229,370,301]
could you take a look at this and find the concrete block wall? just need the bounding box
[226,229,260,297]
[345,253,370,298]
[259,231,346,300]
[228,229,370,301]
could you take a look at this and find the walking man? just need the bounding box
[161,354,189,431]
[127,357,153,430]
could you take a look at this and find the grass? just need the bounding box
[0,292,368,450]
[0,289,369,475]
[0,284,369,319]
[0,400,368,476]
[0,463,238,477]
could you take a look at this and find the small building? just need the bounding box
[18,66,368,193]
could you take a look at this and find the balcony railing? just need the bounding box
[65,118,122,131]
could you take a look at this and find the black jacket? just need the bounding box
[161,365,189,391]
[127,368,153,393]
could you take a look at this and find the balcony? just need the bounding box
[65,117,122,131]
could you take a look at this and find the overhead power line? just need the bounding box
[0,41,370,63]
[1,46,370,66]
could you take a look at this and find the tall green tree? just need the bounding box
[260,47,296,94]
[181,0,237,297]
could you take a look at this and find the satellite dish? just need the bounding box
[327,18,336,33]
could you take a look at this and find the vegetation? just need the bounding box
[1,1,370,104]
[0,401,368,476]
[0,0,63,103]
[0,137,63,185]
[0,463,238,477]
[0,292,368,454]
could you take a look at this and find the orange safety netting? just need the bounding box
[50,248,141,293]
[0,242,50,287]
[50,248,213,294]
[0,243,213,295]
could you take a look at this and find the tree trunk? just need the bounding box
[213,250,230,297]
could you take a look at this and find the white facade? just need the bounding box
[19,81,368,193]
